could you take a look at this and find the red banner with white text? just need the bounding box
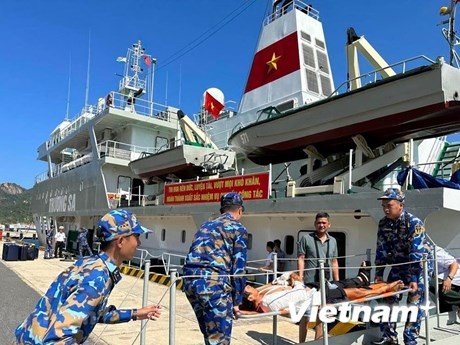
[164,172,270,205]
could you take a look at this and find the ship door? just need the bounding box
[132,178,144,206]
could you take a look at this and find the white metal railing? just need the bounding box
[98,140,156,161]
[264,0,319,26]
[107,190,151,209]
[45,92,176,151]
[35,140,157,184]
[108,91,173,119]
[125,249,186,276]
[330,55,437,97]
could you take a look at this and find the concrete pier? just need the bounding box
[0,243,304,344]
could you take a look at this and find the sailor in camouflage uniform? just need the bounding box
[183,192,248,345]
[77,227,93,257]
[44,225,54,259]
[373,188,433,345]
[15,209,161,344]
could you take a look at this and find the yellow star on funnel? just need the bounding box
[266,52,281,73]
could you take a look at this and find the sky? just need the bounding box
[1,0,459,189]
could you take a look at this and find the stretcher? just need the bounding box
[238,287,412,319]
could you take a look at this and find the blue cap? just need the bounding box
[378,188,405,203]
[220,192,244,211]
[98,209,151,242]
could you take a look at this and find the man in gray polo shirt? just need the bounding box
[297,211,339,342]
[297,212,339,284]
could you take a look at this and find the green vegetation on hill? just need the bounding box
[0,183,32,224]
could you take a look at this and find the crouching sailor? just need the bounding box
[15,209,162,344]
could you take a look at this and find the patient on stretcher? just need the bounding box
[239,263,404,315]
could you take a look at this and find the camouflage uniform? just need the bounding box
[44,227,54,259]
[15,209,151,345]
[183,211,248,345]
[15,252,132,344]
[375,210,433,345]
[78,228,93,257]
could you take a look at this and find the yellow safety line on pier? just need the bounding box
[120,265,183,289]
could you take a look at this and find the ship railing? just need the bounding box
[98,140,156,161]
[126,249,186,276]
[45,93,175,152]
[330,55,437,97]
[264,0,319,26]
[118,76,146,94]
[107,90,176,121]
[107,186,153,208]
[161,252,186,275]
[35,171,50,184]
[46,106,98,150]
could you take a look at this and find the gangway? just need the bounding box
[433,141,460,179]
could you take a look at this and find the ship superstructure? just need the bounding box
[32,41,181,233]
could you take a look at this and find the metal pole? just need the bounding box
[366,248,371,263]
[169,269,177,345]
[433,245,440,328]
[409,139,414,188]
[272,253,278,345]
[348,149,353,192]
[269,163,273,198]
[140,260,150,345]
[423,253,431,345]
[319,260,329,345]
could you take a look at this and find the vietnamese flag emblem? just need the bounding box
[244,32,300,93]
[204,92,224,119]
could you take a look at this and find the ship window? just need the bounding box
[181,230,186,243]
[302,44,316,68]
[300,31,311,42]
[276,100,295,112]
[298,230,347,280]
[247,233,253,250]
[155,136,169,153]
[320,75,332,96]
[315,39,325,49]
[285,235,295,255]
[305,69,319,93]
[316,51,330,75]
[161,228,166,241]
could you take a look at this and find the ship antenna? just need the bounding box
[65,54,72,121]
[165,71,169,106]
[84,31,91,107]
[179,63,182,107]
[440,1,460,67]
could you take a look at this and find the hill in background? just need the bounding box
[0,183,32,224]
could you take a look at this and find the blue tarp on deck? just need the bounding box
[397,166,460,190]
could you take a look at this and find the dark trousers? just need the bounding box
[430,279,460,313]
[54,241,64,258]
